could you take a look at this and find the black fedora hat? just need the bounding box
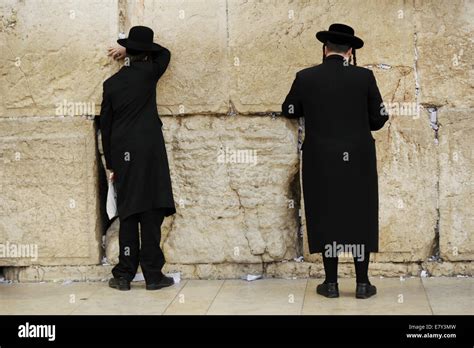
[316,23,364,49]
[117,26,160,51]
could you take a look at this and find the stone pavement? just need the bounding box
[0,277,471,315]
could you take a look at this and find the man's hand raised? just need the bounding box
[107,46,126,61]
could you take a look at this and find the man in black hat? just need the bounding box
[282,23,389,299]
[101,26,176,291]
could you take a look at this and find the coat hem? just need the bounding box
[119,206,176,220]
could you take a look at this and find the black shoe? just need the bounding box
[146,276,175,290]
[316,282,339,298]
[108,277,131,291]
[356,283,377,299]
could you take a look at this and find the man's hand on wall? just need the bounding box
[107,46,126,60]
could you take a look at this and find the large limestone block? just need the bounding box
[414,0,474,108]
[228,0,415,113]
[0,0,119,117]
[0,117,101,266]
[423,261,473,277]
[438,109,473,261]
[3,260,471,281]
[123,0,229,115]
[3,264,113,282]
[374,113,438,262]
[265,260,423,278]
[161,115,299,263]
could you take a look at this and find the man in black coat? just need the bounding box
[100,26,176,291]
[282,24,389,299]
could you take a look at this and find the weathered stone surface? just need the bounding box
[3,263,265,282]
[123,0,229,115]
[422,261,473,277]
[5,261,472,282]
[438,109,474,261]
[414,0,474,108]
[0,117,101,266]
[266,261,423,279]
[161,115,299,263]
[228,0,415,112]
[375,112,438,262]
[0,0,119,117]
[3,265,114,283]
[191,263,264,280]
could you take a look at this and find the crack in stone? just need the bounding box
[225,0,230,42]
[427,106,442,264]
[5,44,38,109]
[218,133,264,264]
[117,0,129,32]
[414,9,443,266]
[414,31,421,111]
[227,99,237,116]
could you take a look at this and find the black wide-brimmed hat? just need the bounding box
[316,23,364,49]
[117,26,160,51]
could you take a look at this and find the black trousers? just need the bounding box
[322,252,371,284]
[112,209,166,284]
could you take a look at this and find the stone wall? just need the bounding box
[1,0,472,281]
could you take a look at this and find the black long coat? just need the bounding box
[282,54,388,253]
[100,45,176,220]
